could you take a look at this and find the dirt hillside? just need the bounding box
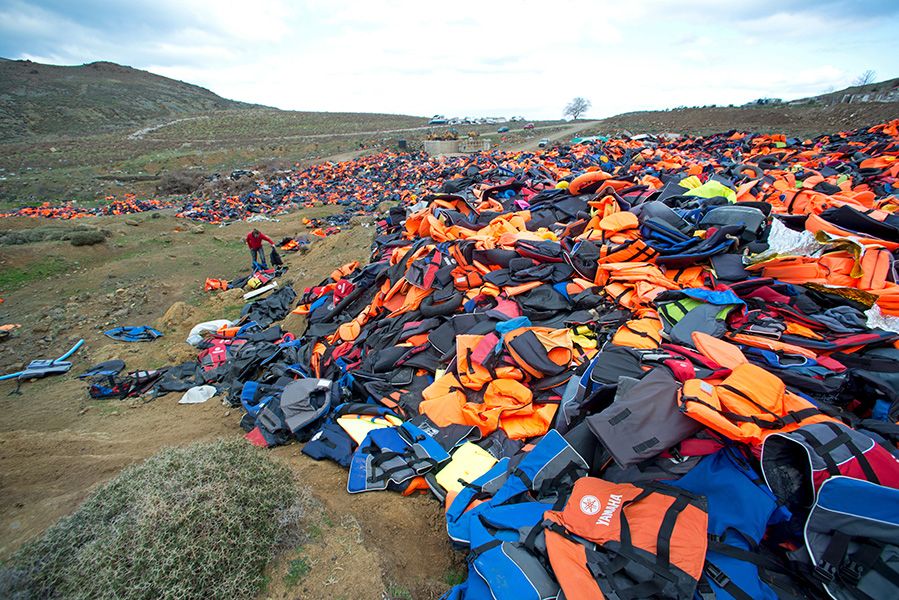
[0,206,463,600]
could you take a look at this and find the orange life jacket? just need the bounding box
[746,252,860,286]
[204,278,228,291]
[419,372,555,439]
[502,327,575,380]
[456,334,523,390]
[679,362,838,445]
[543,477,709,600]
[723,332,819,360]
[806,213,899,250]
[612,316,663,349]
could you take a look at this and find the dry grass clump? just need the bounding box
[0,224,109,246]
[68,230,107,246]
[1,225,73,245]
[156,169,209,196]
[0,438,317,600]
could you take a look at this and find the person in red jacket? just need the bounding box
[245,229,274,268]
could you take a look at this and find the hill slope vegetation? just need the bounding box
[0,58,267,140]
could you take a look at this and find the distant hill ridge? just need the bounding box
[799,77,899,106]
[0,58,270,140]
[2,58,896,144]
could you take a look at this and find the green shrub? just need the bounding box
[27,226,71,242]
[284,556,311,587]
[69,230,107,246]
[0,438,316,600]
[0,231,28,245]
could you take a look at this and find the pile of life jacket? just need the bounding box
[0,193,177,220]
[158,120,899,599]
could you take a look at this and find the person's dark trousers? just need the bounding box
[251,247,267,267]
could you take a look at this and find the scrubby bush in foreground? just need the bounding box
[0,438,317,600]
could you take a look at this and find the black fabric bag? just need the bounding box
[700,204,768,243]
[270,246,283,266]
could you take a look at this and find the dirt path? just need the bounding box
[132,121,442,144]
[504,120,601,152]
[127,116,211,140]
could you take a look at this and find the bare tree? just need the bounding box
[564,97,591,120]
[853,69,877,86]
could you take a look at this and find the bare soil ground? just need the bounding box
[0,204,464,599]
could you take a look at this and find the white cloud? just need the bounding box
[1,0,897,119]
[794,65,847,86]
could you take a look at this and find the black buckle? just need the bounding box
[814,561,836,582]
[696,579,716,600]
[840,561,862,584]
[705,563,731,587]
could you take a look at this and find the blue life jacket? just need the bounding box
[673,449,795,600]
[347,422,450,493]
[446,430,587,548]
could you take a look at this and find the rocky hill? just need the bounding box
[801,76,899,106]
[0,58,269,140]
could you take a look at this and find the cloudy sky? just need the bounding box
[2,0,897,121]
